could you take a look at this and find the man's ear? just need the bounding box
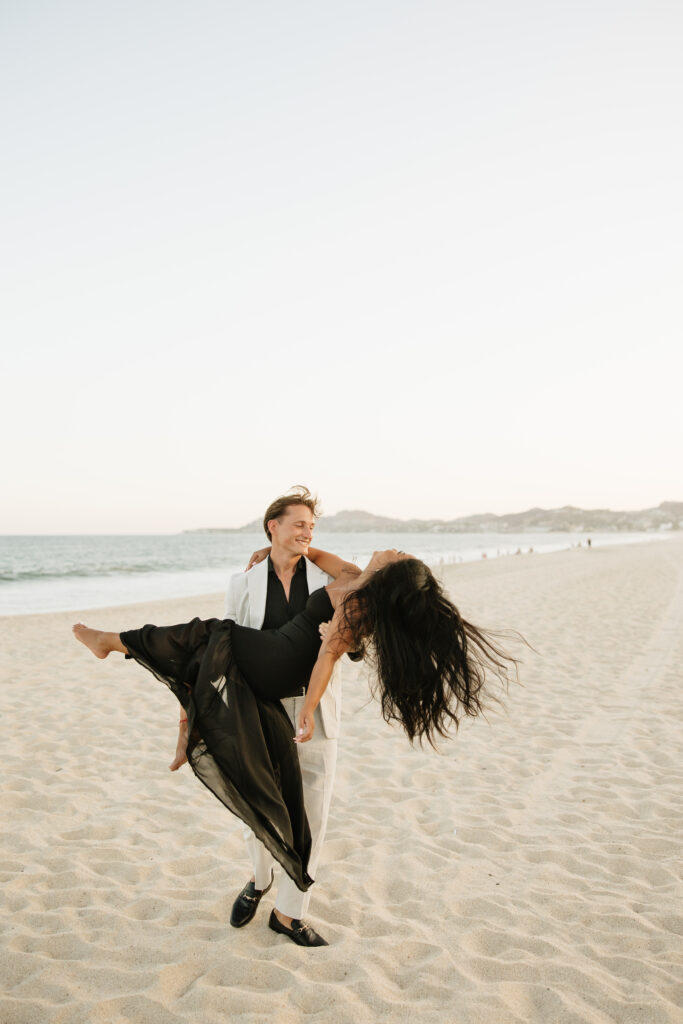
[267,518,279,538]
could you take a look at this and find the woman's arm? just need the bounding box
[295,607,354,742]
[294,650,338,743]
[244,545,360,578]
[306,546,361,580]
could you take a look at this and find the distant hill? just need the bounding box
[191,502,683,534]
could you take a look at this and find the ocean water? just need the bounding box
[0,530,665,616]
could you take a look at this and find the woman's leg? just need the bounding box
[72,624,128,658]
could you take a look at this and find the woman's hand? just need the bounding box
[246,546,271,571]
[318,620,331,640]
[169,720,189,771]
[295,707,315,743]
[296,649,340,743]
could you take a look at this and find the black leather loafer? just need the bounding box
[268,909,329,946]
[229,871,274,928]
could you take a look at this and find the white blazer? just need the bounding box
[224,558,342,739]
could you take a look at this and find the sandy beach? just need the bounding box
[2,537,682,1024]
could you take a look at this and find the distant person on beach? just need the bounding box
[73,521,516,946]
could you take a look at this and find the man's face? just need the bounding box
[269,504,315,558]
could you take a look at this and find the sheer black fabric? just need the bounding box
[120,586,334,892]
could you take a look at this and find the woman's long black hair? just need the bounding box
[341,558,518,746]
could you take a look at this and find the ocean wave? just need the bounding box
[0,563,195,582]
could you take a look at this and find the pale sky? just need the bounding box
[2,0,681,533]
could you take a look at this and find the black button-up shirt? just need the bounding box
[261,555,309,630]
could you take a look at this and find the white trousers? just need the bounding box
[243,695,338,919]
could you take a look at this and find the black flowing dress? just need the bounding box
[121,586,335,893]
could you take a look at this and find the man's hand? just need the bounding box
[246,546,271,571]
[294,707,315,744]
[169,721,189,771]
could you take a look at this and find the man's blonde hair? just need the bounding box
[263,486,321,540]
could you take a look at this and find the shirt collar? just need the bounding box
[267,555,306,575]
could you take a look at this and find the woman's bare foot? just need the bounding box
[169,722,189,771]
[72,623,123,659]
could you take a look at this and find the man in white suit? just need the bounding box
[225,487,342,947]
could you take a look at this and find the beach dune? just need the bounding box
[2,538,682,1024]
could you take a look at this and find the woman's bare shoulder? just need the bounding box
[325,575,361,608]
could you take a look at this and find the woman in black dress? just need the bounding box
[73,549,515,890]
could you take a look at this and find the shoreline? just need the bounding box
[0,531,673,623]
